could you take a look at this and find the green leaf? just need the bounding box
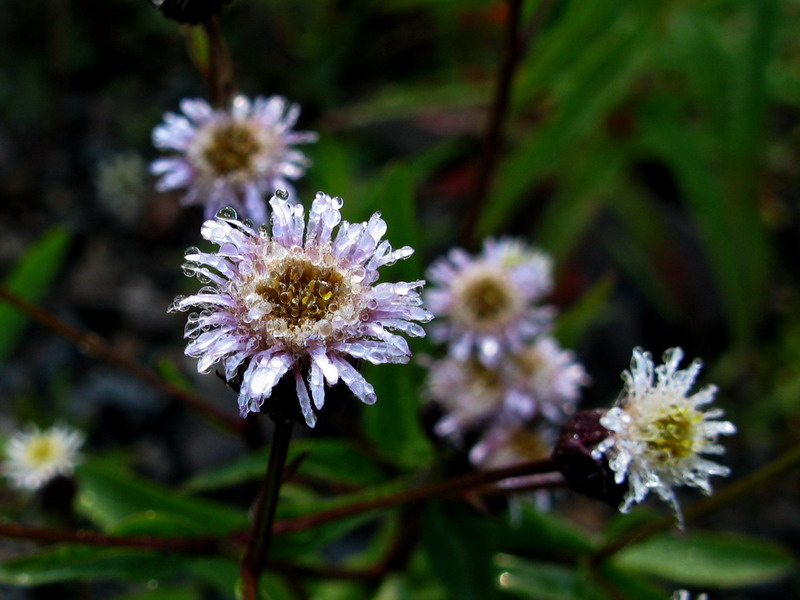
[361,362,434,469]
[495,504,595,560]
[423,503,497,600]
[184,437,386,492]
[612,531,796,588]
[112,585,202,600]
[494,554,581,600]
[0,226,72,363]
[0,545,193,585]
[76,460,247,535]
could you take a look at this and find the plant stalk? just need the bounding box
[241,418,295,600]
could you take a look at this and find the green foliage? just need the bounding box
[613,531,797,587]
[0,227,72,363]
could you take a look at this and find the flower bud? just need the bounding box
[551,409,627,507]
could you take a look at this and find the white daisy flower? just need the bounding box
[592,347,736,519]
[3,424,84,491]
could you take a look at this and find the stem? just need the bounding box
[202,15,234,107]
[460,0,525,248]
[591,439,800,563]
[241,419,295,600]
[460,0,555,247]
[0,522,217,554]
[0,286,244,436]
[273,457,559,535]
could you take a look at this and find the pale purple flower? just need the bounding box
[3,424,84,491]
[469,422,551,469]
[426,335,588,440]
[592,347,736,519]
[151,95,317,223]
[170,192,432,427]
[425,238,554,366]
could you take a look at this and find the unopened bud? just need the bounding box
[552,409,626,507]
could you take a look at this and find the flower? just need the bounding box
[3,424,84,491]
[170,192,432,427]
[469,422,551,469]
[426,335,588,440]
[425,238,554,366]
[672,591,708,600]
[151,95,317,223]
[592,347,736,518]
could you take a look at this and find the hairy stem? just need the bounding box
[273,457,560,535]
[460,0,555,247]
[0,522,218,554]
[0,286,244,435]
[241,419,294,600]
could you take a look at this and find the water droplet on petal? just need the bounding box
[275,189,289,200]
[217,206,238,220]
[184,246,201,258]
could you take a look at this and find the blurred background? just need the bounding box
[0,0,799,598]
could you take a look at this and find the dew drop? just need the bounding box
[216,206,238,220]
[243,218,254,228]
[331,196,344,209]
[184,246,201,258]
[275,189,289,200]
[258,224,270,238]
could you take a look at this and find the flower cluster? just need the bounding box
[592,347,736,518]
[152,95,317,223]
[2,424,84,491]
[423,239,587,469]
[171,192,432,427]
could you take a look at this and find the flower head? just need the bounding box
[592,347,736,518]
[426,335,587,440]
[425,238,554,366]
[3,424,84,491]
[170,192,432,427]
[152,95,317,223]
[672,592,708,600]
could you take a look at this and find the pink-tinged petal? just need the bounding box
[331,356,377,405]
[308,360,326,410]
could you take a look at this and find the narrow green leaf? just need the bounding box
[494,554,580,600]
[423,503,497,600]
[362,362,434,469]
[0,226,72,362]
[613,532,796,587]
[496,504,595,560]
[76,460,247,535]
[0,545,193,585]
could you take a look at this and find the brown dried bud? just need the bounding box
[152,0,233,25]
[552,409,626,507]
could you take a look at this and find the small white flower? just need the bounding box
[593,348,736,519]
[672,591,708,600]
[152,95,317,223]
[425,238,554,366]
[3,424,84,491]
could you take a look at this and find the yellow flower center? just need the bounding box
[24,437,58,467]
[253,257,348,329]
[642,406,700,463]
[203,121,262,177]
[459,274,513,326]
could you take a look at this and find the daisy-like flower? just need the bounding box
[425,238,554,366]
[170,192,432,427]
[672,592,708,600]
[426,335,588,440]
[592,347,736,519]
[3,424,84,491]
[151,95,317,223]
